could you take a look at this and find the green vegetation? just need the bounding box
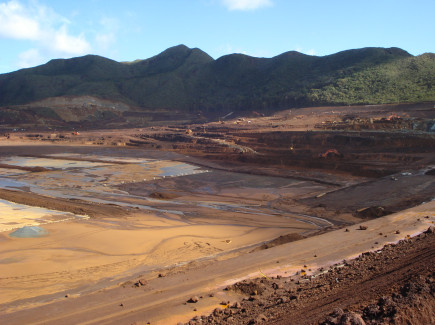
[0,45,434,121]
[308,53,435,105]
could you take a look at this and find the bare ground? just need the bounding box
[0,103,434,324]
[185,227,435,325]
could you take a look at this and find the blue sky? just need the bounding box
[0,0,434,74]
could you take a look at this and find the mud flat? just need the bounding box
[0,145,335,314]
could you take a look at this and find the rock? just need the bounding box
[324,315,338,323]
[425,226,435,234]
[272,282,281,290]
[256,313,268,322]
[213,308,223,316]
[363,304,380,319]
[188,296,199,303]
[248,314,268,324]
[279,296,290,303]
[331,307,344,317]
[232,301,242,309]
[395,230,401,234]
[359,225,368,230]
[339,312,366,325]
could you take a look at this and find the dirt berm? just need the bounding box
[183,228,435,325]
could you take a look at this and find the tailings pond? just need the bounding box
[0,147,334,234]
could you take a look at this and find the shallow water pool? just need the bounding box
[0,199,88,233]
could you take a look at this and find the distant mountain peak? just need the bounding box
[129,44,213,71]
[158,44,191,55]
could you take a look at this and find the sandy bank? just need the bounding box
[1,200,433,324]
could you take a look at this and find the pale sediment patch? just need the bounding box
[0,212,313,306]
[0,199,88,232]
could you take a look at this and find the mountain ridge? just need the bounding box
[0,45,434,128]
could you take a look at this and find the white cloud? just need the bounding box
[0,0,40,39]
[49,25,90,54]
[222,0,273,11]
[17,48,43,68]
[0,0,92,69]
